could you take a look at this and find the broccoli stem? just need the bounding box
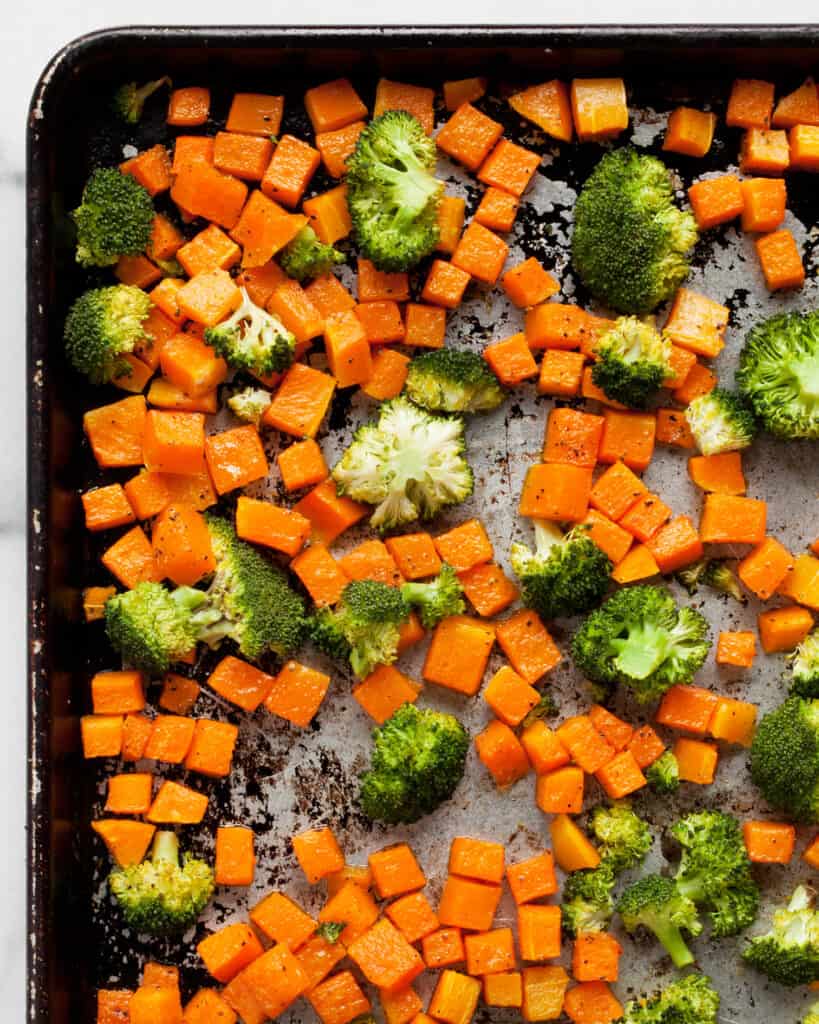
[795,353,819,401]
[611,624,670,679]
[151,830,179,866]
[649,915,695,968]
[675,875,706,904]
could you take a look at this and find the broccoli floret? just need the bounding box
[743,885,819,986]
[521,692,560,726]
[750,696,819,822]
[404,349,505,414]
[670,810,759,937]
[332,397,473,531]
[112,77,171,123]
[572,585,710,704]
[561,863,616,936]
[618,973,720,1024]
[401,564,465,628]
[204,288,295,376]
[737,310,819,440]
[279,225,345,282]
[591,316,672,409]
[346,110,442,272]
[64,285,152,384]
[675,558,744,603]
[790,630,819,698]
[617,875,702,969]
[71,167,154,268]
[804,1000,819,1024]
[359,703,468,824]
[572,148,698,315]
[108,831,213,936]
[511,520,612,622]
[227,386,272,425]
[590,802,652,874]
[685,387,757,455]
[315,922,346,943]
[645,750,680,794]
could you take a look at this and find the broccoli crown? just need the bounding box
[279,225,345,282]
[112,77,171,123]
[645,750,680,794]
[404,349,505,414]
[750,696,819,822]
[511,520,612,622]
[227,386,272,425]
[561,863,616,936]
[204,288,296,376]
[346,110,443,272]
[737,310,819,440]
[400,564,465,629]
[108,831,214,935]
[674,558,744,603]
[805,1000,819,1024]
[312,580,410,678]
[617,874,702,969]
[685,387,757,456]
[105,582,206,675]
[670,810,759,937]
[791,630,819,699]
[64,285,152,384]
[359,703,469,824]
[571,585,710,703]
[521,692,560,727]
[590,316,672,409]
[591,802,652,874]
[72,167,154,268]
[332,397,473,532]
[743,885,819,986]
[307,607,353,662]
[618,973,720,1024]
[572,148,698,315]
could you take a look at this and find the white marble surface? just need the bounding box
[4,4,816,1018]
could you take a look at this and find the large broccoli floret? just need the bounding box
[617,973,720,1024]
[743,885,819,986]
[404,349,505,414]
[572,148,698,315]
[750,696,819,822]
[591,316,672,409]
[71,167,154,267]
[331,397,473,531]
[645,750,680,794]
[791,630,819,699]
[572,585,710,704]
[108,831,213,936]
[279,225,345,282]
[617,875,702,968]
[64,285,152,384]
[737,310,819,440]
[674,558,744,603]
[346,110,442,272]
[561,863,616,937]
[112,77,171,123]
[204,288,295,376]
[401,564,465,629]
[359,703,468,824]
[685,387,757,455]
[227,386,272,426]
[511,520,612,622]
[590,802,652,874]
[670,810,759,937]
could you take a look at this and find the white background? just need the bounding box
[3,4,816,1017]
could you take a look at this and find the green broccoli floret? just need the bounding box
[315,922,346,943]
[204,287,295,376]
[804,1000,819,1024]
[521,692,560,726]
[645,750,679,794]
[279,225,345,282]
[511,520,612,622]
[227,386,272,425]
[572,585,710,704]
[401,564,465,628]
[359,703,468,824]
[590,802,652,874]
[674,558,744,603]
[670,810,759,937]
[617,875,702,968]
[737,310,819,440]
[108,831,213,935]
[112,76,171,123]
[346,110,442,272]
[71,167,154,267]
[404,349,505,414]
[790,630,819,698]
[750,696,819,822]
[64,285,152,384]
[591,316,672,409]
[561,863,616,936]
[685,387,757,455]
[617,973,720,1024]
[572,148,698,315]
[332,397,473,532]
[743,885,819,986]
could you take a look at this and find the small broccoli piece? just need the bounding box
[618,973,720,1024]
[113,76,171,123]
[790,630,819,699]
[204,288,295,376]
[401,564,465,629]
[332,397,473,531]
[572,148,698,315]
[307,608,352,663]
[590,316,672,409]
[511,520,612,622]
[561,863,616,936]
[279,225,345,282]
[64,285,152,384]
[617,875,702,968]
[108,830,213,935]
[804,1000,819,1024]
[670,810,759,937]
[359,703,468,824]
[675,558,744,603]
[521,692,560,727]
[227,386,272,425]
[572,585,710,704]
[743,885,819,986]
[590,802,652,874]
[71,167,154,268]
[685,387,757,455]
[346,110,443,272]
[737,310,819,440]
[315,922,346,943]
[645,750,680,794]
[404,349,505,414]
[750,696,819,822]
